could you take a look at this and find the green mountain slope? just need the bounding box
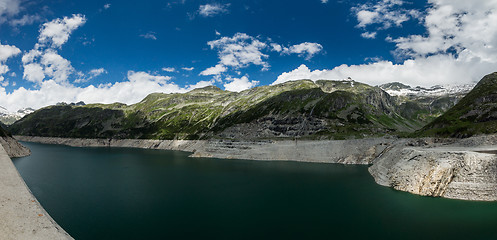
[9,79,450,140]
[417,72,497,137]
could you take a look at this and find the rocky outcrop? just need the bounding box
[0,126,30,158]
[0,137,31,158]
[369,135,497,201]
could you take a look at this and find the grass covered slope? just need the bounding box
[418,72,497,137]
[9,79,437,140]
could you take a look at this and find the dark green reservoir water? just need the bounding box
[13,142,497,240]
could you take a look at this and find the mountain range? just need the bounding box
[418,72,497,138]
[6,78,475,140]
[0,107,35,125]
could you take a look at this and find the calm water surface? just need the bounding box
[13,142,497,240]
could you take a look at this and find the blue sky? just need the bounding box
[1,0,497,111]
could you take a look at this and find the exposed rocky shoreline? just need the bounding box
[14,135,497,201]
[14,135,393,164]
[0,134,30,158]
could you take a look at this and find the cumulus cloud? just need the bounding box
[224,76,259,92]
[9,14,42,27]
[0,42,21,62]
[0,71,214,112]
[127,71,172,83]
[281,42,323,60]
[0,42,21,82]
[198,3,230,17]
[274,0,496,87]
[22,63,45,83]
[274,54,496,87]
[182,67,194,71]
[0,14,217,112]
[200,64,227,76]
[207,33,269,70]
[201,33,323,76]
[104,3,111,9]
[353,0,421,29]
[392,0,497,60]
[22,14,86,84]
[75,68,107,83]
[321,0,329,3]
[162,67,176,72]
[0,0,21,24]
[22,48,75,84]
[361,31,377,39]
[38,14,86,48]
[40,50,74,83]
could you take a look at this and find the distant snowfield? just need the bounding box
[380,84,475,97]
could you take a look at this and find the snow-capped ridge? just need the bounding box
[379,82,474,97]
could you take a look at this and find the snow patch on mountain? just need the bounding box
[379,82,474,97]
[0,107,36,125]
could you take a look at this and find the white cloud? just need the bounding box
[0,42,21,82]
[353,0,421,33]
[9,14,42,27]
[22,49,74,84]
[75,68,107,83]
[127,71,172,84]
[200,64,227,76]
[162,67,176,72]
[198,3,230,17]
[274,0,496,88]
[89,68,106,77]
[224,76,259,92]
[104,3,111,9]
[281,42,323,60]
[356,10,380,28]
[182,67,194,71]
[272,42,323,59]
[0,0,21,24]
[0,42,21,61]
[202,33,324,78]
[0,71,213,112]
[270,43,282,52]
[40,50,74,83]
[361,31,377,39]
[321,0,329,3]
[392,0,497,61]
[274,54,496,87]
[140,32,157,40]
[208,33,269,69]
[39,14,87,48]
[186,80,215,90]
[22,14,87,84]
[23,63,45,83]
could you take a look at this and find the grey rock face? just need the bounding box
[0,136,31,158]
[369,135,497,201]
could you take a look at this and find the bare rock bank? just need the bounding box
[15,136,393,164]
[369,135,497,201]
[1,135,30,158]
